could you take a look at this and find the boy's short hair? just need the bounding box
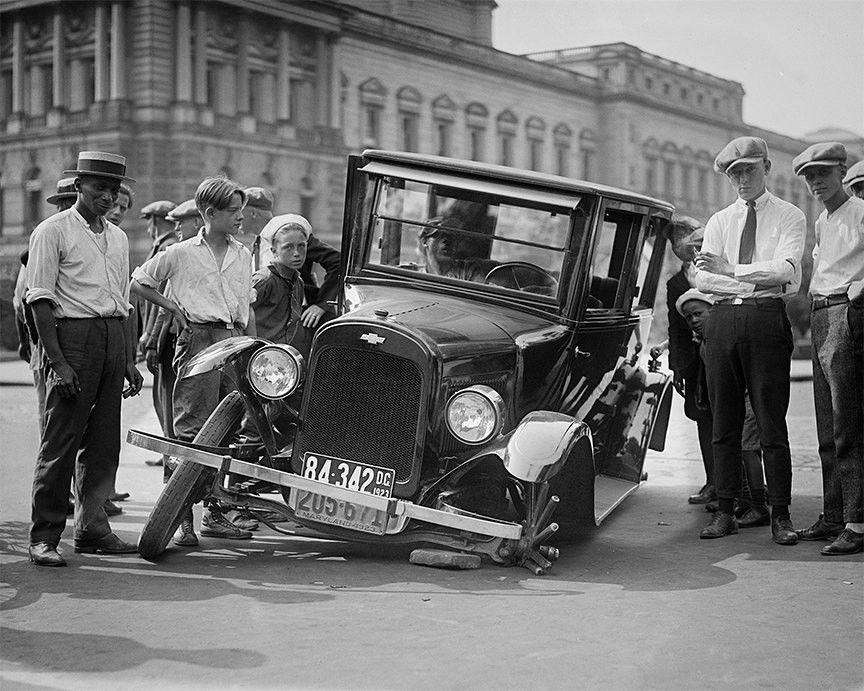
[194,176,246,215]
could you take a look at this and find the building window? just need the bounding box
[529,140,543,171]
[465,102,489,162]
[525,116,546,172]
[497,110,518,167]
[680,164,692,201]
[553,123,572,177]
[24,168,43,232]
[664,160,676,197]
[645,76,653,90]
[697,92,704,107]
[580,129,597,180]
[713,97,720,111]
[663,83,670,95]
[601,67,611,81]
[437,121,451,156]
[432,94,456,157]
[680,87,688,101]
[401,112,418,151]
[645,159,656,194]
[397,86,422,153]
[359,78,387,147]
[697,168,708,202]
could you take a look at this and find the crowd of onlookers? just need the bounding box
[13,137,864,567]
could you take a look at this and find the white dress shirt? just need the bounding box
[132,229,255,327]
[26,207,131,318]
[810,196,864,298]
[695,191,806,299]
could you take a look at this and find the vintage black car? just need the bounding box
[129,150,675,574]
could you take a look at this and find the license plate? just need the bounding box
[294,454,395,535]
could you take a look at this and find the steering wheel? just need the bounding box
[485,262,559,295]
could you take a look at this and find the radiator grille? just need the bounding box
[300,346,423,482]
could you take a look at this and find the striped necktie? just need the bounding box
[737,200,757,264]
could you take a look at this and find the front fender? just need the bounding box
[491,411,592,483]
[180,336,269,378]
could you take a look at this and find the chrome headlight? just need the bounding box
[445,385,505,445]
[247,345,305,400]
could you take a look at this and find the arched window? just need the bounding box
[580,129,597,180]
[554,123,573,177]
[497,110,518,166]
[397,86,422,152]
[642,138,660,195]
[525,116,546,171]
[359,78,387,147]
[465,102,488,161]
[432,94,456,156]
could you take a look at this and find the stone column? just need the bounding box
[194,3,208,105]
[110,1,126,99]
[276,27,290,121]
[52,9,66,109]
[328,36,340,129]
[11,18,24,114]
[315,33,327,127]
[175,1,193,101]
[236,18,249,113]
[94,3,109,102]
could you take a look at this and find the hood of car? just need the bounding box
[342,283,556,359]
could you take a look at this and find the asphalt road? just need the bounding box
[0,369,861,690]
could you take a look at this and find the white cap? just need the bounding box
[259,213,312,245]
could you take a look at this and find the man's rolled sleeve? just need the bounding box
[132,250,173,290]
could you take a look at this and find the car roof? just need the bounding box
[362,150,675,213]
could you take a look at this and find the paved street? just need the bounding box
[0,359,861,690]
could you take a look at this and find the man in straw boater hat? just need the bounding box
[25,151,144,566]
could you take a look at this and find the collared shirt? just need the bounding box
[810,196,864,298]
[695,191,806,300]
[252,261,307,350]
[132,229,254,327]
[25,208,131,318]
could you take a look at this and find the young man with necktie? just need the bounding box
[694,136,806,545]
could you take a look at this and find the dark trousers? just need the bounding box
[30,318,126,545]
[172,325,239,443]
[704,302,793,506]
[811,303,863,523]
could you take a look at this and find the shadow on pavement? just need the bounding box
[1,626,266,672]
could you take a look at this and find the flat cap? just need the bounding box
[140,200,177,219]
[843,159,864,189]
[243,187,274,211]
[46,177,77,205]
[793,142,847,176]
[166,199,200,222]
[675,288,715,317]
[714,136,769,174]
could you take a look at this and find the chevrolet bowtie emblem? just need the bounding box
[360,332,386,345]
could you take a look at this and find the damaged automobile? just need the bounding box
[128,150,676,574]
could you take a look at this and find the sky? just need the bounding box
[492,0,864,140]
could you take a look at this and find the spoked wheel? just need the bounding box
[137,392,245,559]
[503,481,560,575]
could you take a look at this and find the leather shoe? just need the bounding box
[103,499,123,516]
[737,505,770,528]
[797,515,844,541]
[821,529,864,556]
[771,516,798,545]
[29,542,66,567]
[109,491,130,502]
[700,511,738,539]
[74,533,138,554]
[688,483,716,504]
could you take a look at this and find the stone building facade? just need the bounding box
[0,0,849,350]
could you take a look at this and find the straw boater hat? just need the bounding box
[45,177,77,205]
[63,151,135,182]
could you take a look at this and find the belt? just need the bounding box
[189,321,239,330]
[811,294,849,311]
[714,297,782,306]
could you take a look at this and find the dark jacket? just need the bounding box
[666,268,699,379]
[301,235,341,314]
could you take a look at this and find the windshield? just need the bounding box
[365,177,577,301]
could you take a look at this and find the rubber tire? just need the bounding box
[137,391,246,559]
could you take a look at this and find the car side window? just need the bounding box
[587,208,644,310]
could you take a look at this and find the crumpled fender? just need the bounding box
[180,335,269,378]
[485,410,593,483]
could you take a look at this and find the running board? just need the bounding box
[127,429,522,541]
[594,474,640,525]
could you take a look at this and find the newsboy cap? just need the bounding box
[64,151,135,182]
[243,187,274,211]
[675,288,715,317]
[793,142,847,176]
[45,177,77,205]
[714,137,769,174]
[166,199,200,222]
[843,160,864,189]
[140,200,177,219]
